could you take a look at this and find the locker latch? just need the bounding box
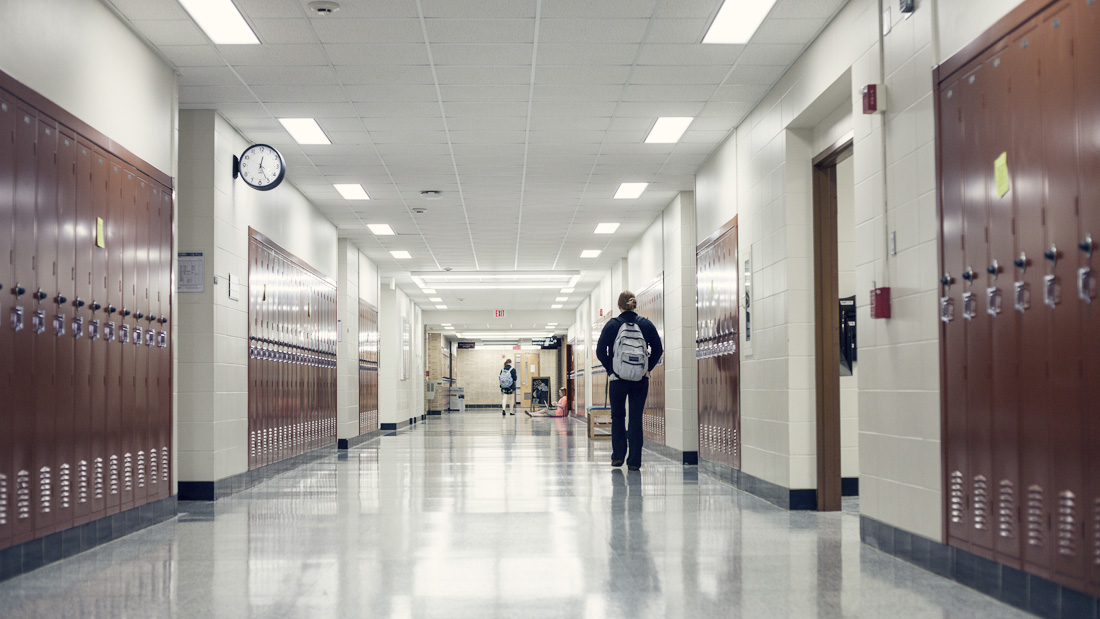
[72,316,83,339]
[117,324,127,344]
[1014,252,1029,274]
[940,296,955,323]
[1080,234,1094,257]
[10,306,24,332]
[1043,275,1060,308]
[145,329,155,347]
[940,272,955,290]
[88,320,99,341]
[986,288,1002,316]
[1044,245,1059,267]
[132,326,142,346]
[1078,267,1095,303]
[32,310,46,335]
[103,321,114,342]
[157,331,167,349]
[53,313,65,337]
[1014,282,1030,312]
[987,260,1001,280]
[962,292,977,321]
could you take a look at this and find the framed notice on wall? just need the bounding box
[178,252,205,292]
[401,317,411,380]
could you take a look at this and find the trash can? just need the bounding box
[455,390,465,414]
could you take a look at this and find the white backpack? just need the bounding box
[499,367,514,389]
[612,319,649,381]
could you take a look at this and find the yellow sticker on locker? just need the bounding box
[96,217,106,248]
[994,152,1010,198]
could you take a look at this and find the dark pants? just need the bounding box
[609,377,648,467]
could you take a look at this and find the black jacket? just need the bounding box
[596,311,663,378]
[499,365,518,393]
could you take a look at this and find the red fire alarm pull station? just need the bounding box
[870,287,892,319]
[862,84,884,114]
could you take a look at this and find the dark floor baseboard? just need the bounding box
[0,496,177,582]
[338,429,384,450]
[861,515,1099,619]
[642,440,698,465]
[699,458,818,510]
[380,418,410,432]
[179,445,337,501]
[841,477,859,496]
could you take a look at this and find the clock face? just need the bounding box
[237,144,285,191]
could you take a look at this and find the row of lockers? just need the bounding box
[636,278,666,444]
[696,224,741,469]
[570,336,585,416]
[359,299,379,434]
[0,87,173,551]
[938,0,1100,596]
[247,234,338,471]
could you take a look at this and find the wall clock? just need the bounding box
[232,144,285,191]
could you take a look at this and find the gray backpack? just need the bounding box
[612,319,649,381]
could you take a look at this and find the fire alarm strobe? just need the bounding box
[862,84,885,114]
[870,286,892,319]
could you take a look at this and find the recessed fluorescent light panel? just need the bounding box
[645,117,694,144]
[594,223,620,234]
[436,305,448,309]
[555,297,568,302]
[560,288,574,293]
[279,118,330,145]
[422,289,436,294]
[179,0,259,44]
[368,224,394,235]
[703,0,778,44]
[580,250,601,258]
[334,184,370,200]
[551,304,563,309]
[445,326,454,330]
[614,182,648,199]
[441,323,451,326]
[390,250,411,259]
[429,298,443,303]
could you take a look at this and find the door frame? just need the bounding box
[812,137,853,511]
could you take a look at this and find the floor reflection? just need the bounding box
[0,412,1032,618]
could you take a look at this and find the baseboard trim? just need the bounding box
[640,441,699,466]
[699,458,818,511]
[179,445,337,501]
[380,419,411,432]
[0,496,177,582]
[337,429,384,450]
[841,477,859,496]
[427,410,443,416]
[860,515,1099,618]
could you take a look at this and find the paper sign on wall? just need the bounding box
[178,252,205,293]
[994,152,1010,198]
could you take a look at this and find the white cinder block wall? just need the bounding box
[379,285,425,426]
[661,193,698,454]
[336,240,359,441]
[176,110,337,483]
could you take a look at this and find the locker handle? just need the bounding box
[940,273,955,288]
[56,294,67,305]
[962,268,975,282]
[108,305,117,315]
[12,285,24,297]
[1044,245,1059,265]
[147,314,156,322]
[73,298,85,308]
[122,309,131,317]
[34,290,47,301]
[159,317,167,325]
[1079,234,1093,257]
[92,302,102,312]
[135,312,144,319]
[1014,252,1029,272]
[986,261,1001,277]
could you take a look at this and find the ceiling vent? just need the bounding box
[420,190,443,200]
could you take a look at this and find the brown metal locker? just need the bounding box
[10,106,37,545]
[117,168,137,512]
[638,278,665,444]
[938,74,971,549]
[72,142,95,524]
[145,187,160,502]
[132,177,150,508]
[0,95,15,549]
[89,151,110,521]
[52,131,78,533]
[1037,3,1087,587]
[1073,0,1100,590]
[104,161,123,516]
[32,117,60,537]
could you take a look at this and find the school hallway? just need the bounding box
[0,413,1029,618]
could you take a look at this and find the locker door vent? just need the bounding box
[59,463,71,509]
[973,475,990,530]
[998,480,1016,538]
[1057,490,1078,557]
[122,453,133,492]
[77,460,88,503]
[0,473,7,525]
[38,467,52,513]
[16,470,30,519]
[93,458,104,499]
[136,451,145,488]
[149,450,158,485]
[1027,485,1046,546]
[950,471,966,523]
[161,447,169,482]
[108,455,119,495]
[1094,498,1100,566]
[249,432,256,458]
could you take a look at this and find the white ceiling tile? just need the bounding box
[178,66,243,86]
[628,65,729,85]
[249,84,348,102]
[158,45,223,67]
[539,19,649,44]
[265,102,359,116]
[537,44,639,66]
[354,101,443,117]
[344,85,440,101]
[531,84,621,102]
[234,0,302,18]
[635,44,744,65]
[434,66,531,85]
[440,85,530,102]
[425,19,535,44]
[179,86,256,104]
[430,45,533,66]
[325,44,430,65]
[534,66,632,85]
[221,44,329,66]
[614,101,705,117]
[420,0,537,18]
[621,85,714,101]
[249,18,318,44]
[644,19,710,43]
[233,65,339,85]
[105,0,188,20]
[313,19,425,44]
[530,101,617,117]
[542,0,658,18]
[334,65,435,84]
[711,84,773,102]
[132,19,207,46]
[443,101,529,118]
[770,0,848,20]
[752,18,827,45]
[446,117,527,131]
[738,43,807,66]
[728,64,788,85]
[306,0,419,18]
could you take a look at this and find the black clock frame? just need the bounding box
[233,144,286,191]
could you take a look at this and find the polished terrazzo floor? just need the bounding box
[0,413,1031,618]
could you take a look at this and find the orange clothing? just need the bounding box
[554,396,568,417]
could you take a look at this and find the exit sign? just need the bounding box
[494,310,506,318]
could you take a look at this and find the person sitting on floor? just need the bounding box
[527,388,568,417]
